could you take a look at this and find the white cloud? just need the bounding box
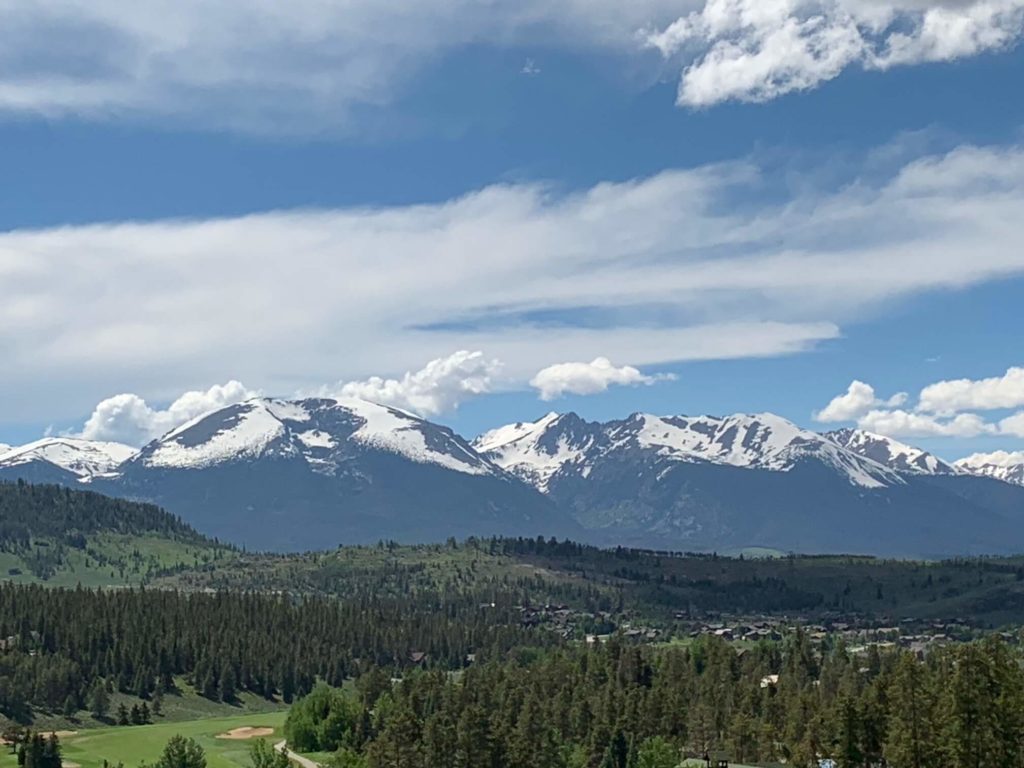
[958,449,1024,467]
[521,59,542,76]
[0,1,1021,129]
[3,143,1024,426]
[917,366,1024,414]
[816,366,1024,439]
[332,350,501,417]
[78,381,257,446]
[0,0,686,131]
[999,411,1024,437]
[647,0,1024,108]
[858,408,998,438]
[530,357,674,400]
[814,380,907,422]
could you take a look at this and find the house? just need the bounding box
[409,651,428,666]
[704,750,729,767]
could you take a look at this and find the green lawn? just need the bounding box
[0,712,286,768]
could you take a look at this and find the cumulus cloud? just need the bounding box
[816,365,1024,440]
[1,1,1021,129]
[78,381,257,446]
[917,366,1024,414]
[858,408,997,438]
[530,357,674,400]
[958,449,1024,467]
[3,143,1024,426]
[814,380,907,422]
[647,0,1024,108]
[331,350,501,417]
[999,411,1024,437]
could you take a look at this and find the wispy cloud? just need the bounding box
[2,142,1024,425]
[1,1,1021,130]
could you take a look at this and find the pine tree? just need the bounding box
[155,736,206,768]
[886,653,930,768]
[220,665,237,703]
[367,700,424,768]
[117,703,129,726]
[89,681,110,720]
[634,736,678,768]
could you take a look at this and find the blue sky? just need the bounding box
[2,0,1024,463]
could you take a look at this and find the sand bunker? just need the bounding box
[216,727,275,740]
[62,761,81,768]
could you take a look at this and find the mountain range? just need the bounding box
[2,399,1023,555]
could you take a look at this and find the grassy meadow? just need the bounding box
[0,712,286,768]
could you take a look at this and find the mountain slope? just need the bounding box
[3,406,1023,557]
[0,481,228,584]
[476,412,901,491]
[0,437,135,485]
[955,451,1024,487]
[476,412,1024,557]
[826,428,955,475]
[101,398,577,550]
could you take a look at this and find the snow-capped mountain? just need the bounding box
[475,412,1024,557]
[954,451,1024,487]
[475,412,901,491]
[826,428,956,475]
[3,403,1024,557]
[0,437,135,483]
[130,397,496,477]
[101,397,575,550]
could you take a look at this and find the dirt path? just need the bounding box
[274,740,321,768]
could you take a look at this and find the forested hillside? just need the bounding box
[285,634,1024,768]
[157,536,1024,627]
[0,482,229,583]
[0,582,555,724]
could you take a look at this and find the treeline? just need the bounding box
[0,483,220,578]
[287,634,1024,768]
[0,582,558,722]
[163,535,1024,625]
[0,482,207,544]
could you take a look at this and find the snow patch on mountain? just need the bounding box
[954,451,1024,487]
[144,401,293,469]
[138,397,494,476]
[297,430,336,449]
[340,397,492,476]
[474,413,561,454]
[474,413,593,491]
[826,428,955,475]
[629,412,897,488]
[478,411,900,491]
[0,437,135,478]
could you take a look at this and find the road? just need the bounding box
[274,740,321,768]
